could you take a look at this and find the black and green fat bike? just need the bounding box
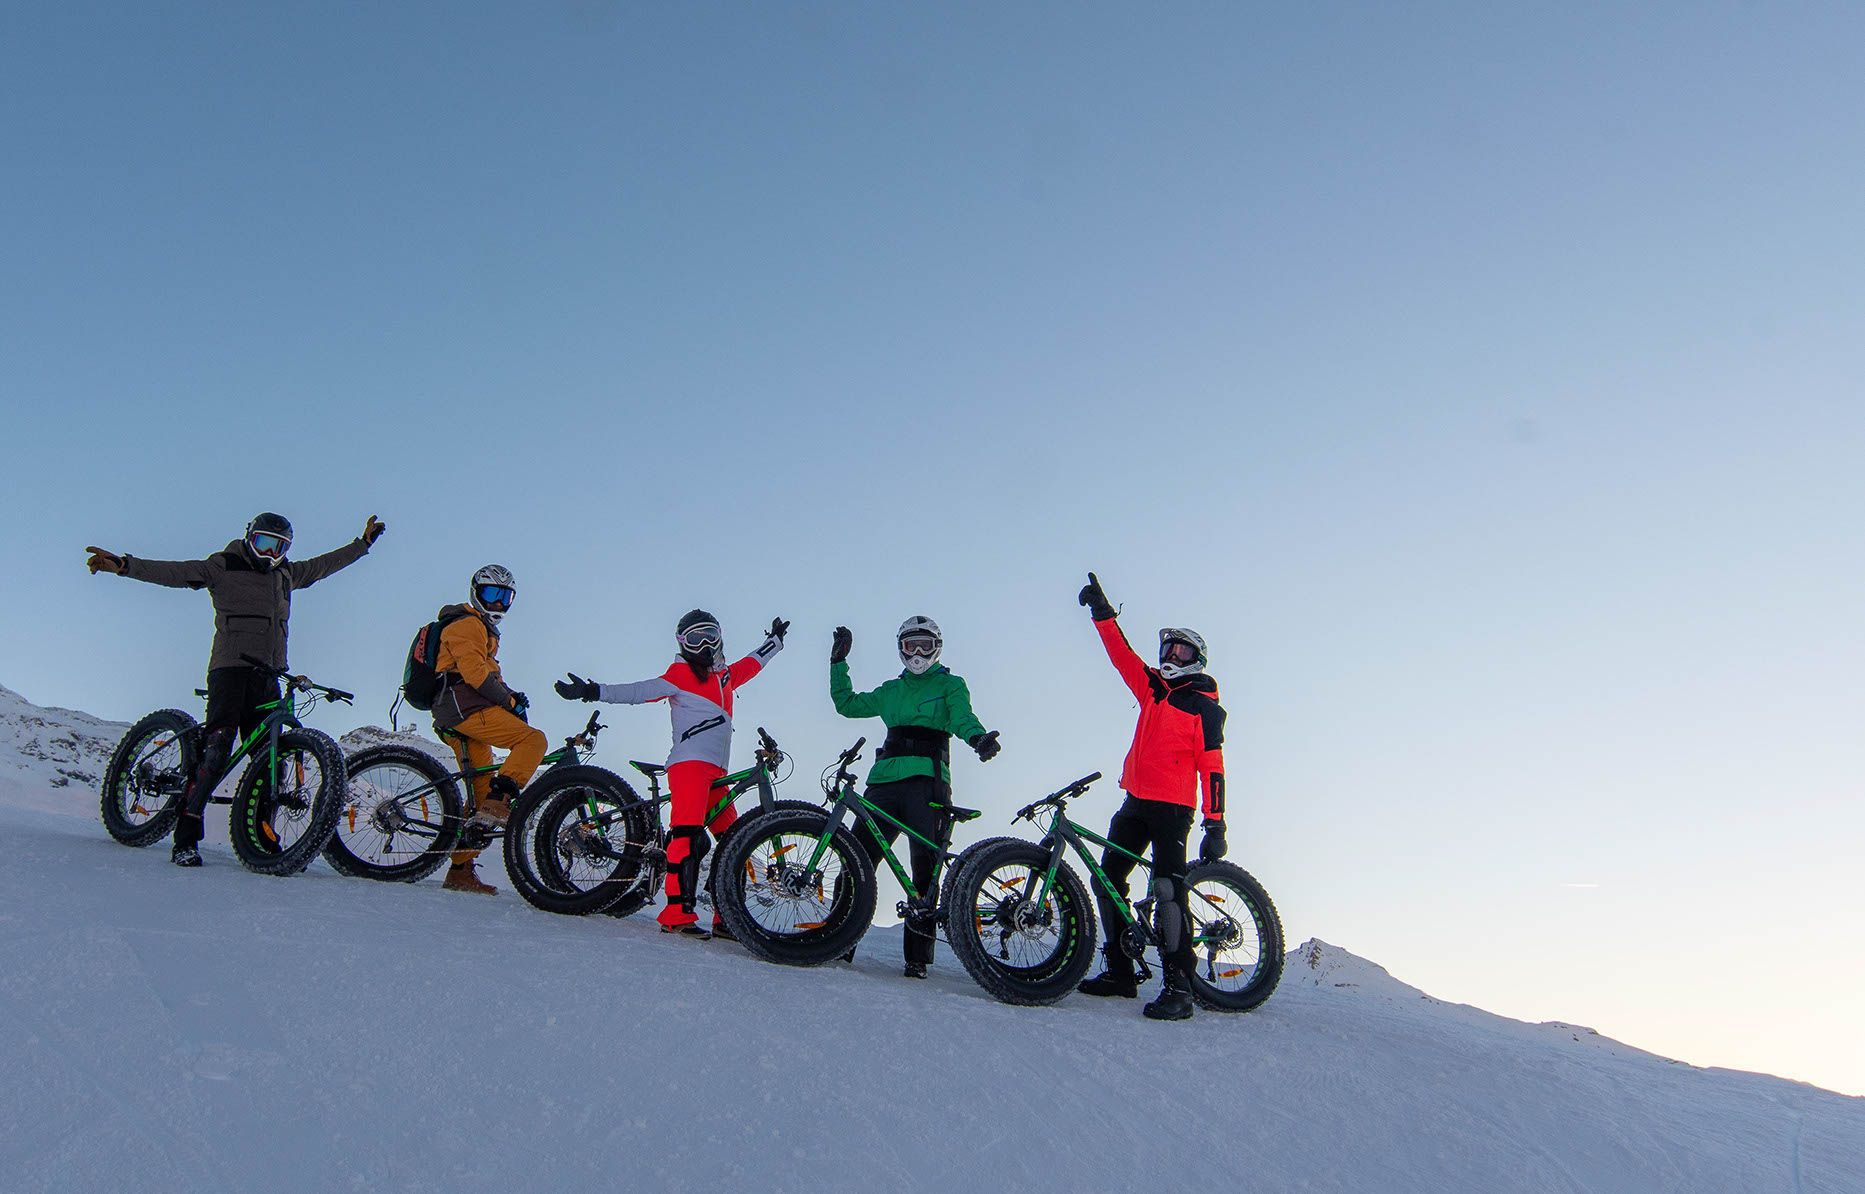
[100,656,352,876]
[509,726,807,920]
[324,710,614,896]
[713,738,1002,970]
[944,771,1284,1010]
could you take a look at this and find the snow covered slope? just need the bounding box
[2,687,1861,1193]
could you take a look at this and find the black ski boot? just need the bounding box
[903,961,928,980]
[1078,945,1139,998]
[171,843,203,868]
[1143,968,1194,1021]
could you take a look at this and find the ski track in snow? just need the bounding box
[2,705,1863,1192]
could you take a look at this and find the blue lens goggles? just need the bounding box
[476,584,516,610]
[249,532,291,559]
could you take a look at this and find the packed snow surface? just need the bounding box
[2,687,1860,1193]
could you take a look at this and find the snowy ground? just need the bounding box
[2,689,1862,1192]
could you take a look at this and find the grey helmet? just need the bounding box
[1157,627,1207,680]
[470,564,516,624]
[897,615,942,675]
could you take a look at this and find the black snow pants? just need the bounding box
[174,667,281,850]
[856,775,951,966]
[1093,794,1196,977]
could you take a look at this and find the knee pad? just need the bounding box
[1152,877,1184,952]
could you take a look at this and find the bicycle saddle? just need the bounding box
[932,802,984,823]
[629,760,667,778]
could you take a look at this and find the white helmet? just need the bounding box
[1157,627,1207,680]
[897,616,942,675]
[470,564,517,624]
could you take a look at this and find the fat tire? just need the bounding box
[698,798,826,929]
[508,765,641,916]
[715,808,875,966]
[945,837,1098,1007]
[323,745,463,882]
[1184,860,1284,1013]
[230,728,346,876]
[100,709,199,848]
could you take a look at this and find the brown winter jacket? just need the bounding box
[430,604,517,729]
[120,537,371,672]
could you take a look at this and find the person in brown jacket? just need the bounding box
[85,512,386,867]
[429,563,547,895]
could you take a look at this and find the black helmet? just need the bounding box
[244,512,293,570]
[675,608,723,672]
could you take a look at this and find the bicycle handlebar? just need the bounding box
[237,654,353,704]
[1013,771,1103,822]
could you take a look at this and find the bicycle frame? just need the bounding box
[812,773,955,904]
[197,687,306,805]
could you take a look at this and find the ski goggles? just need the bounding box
[1160,639,1201,666]
[677,624,723,652]
[248,532,291,560]
[898,634,940,658]
[475,583,516,612]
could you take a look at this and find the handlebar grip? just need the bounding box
[328,688,355,703]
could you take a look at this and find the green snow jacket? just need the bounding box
[829,660,988,786]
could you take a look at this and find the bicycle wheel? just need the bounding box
[944,838,1098,1006]
[1184,860,1284,1012]
[324,745,463,883]
[702,798,825,931]
[229,728,346,876]
[510,765,645,916]
[715,808,874,966]
[100,709,199,848]
[500,783,558,909]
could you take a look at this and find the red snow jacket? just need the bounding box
[1093,616,1227,822]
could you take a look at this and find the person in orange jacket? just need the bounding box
[429,564,547,895]
[1072,571,1227,1021]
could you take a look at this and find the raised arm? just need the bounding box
[829,660,883,719]
[729,618,788,686]
[289,517,383,591]
[1079,572,1151,700]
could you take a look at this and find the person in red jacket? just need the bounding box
[1073,571,1227,1020]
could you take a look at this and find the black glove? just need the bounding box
[510,691,530,722]
[830,626,853,664]
[1199,821,1227,863]
[362,515,387,546]
[554,672,599,702]
[968,730,1001,762]
[769,617,790,642]
[1078,571,1115,621]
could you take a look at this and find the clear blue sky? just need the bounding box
[5,3,1862,1094]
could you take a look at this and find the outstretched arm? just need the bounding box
[116,552,216,590]
[594,676,680,706]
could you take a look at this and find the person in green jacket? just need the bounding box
[830,616,1001,977]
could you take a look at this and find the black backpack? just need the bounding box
[401,611,467,712]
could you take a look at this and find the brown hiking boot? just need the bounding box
[443,860,498,896]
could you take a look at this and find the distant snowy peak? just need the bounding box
[0,682,127,790]
[1289,938,1428,997]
